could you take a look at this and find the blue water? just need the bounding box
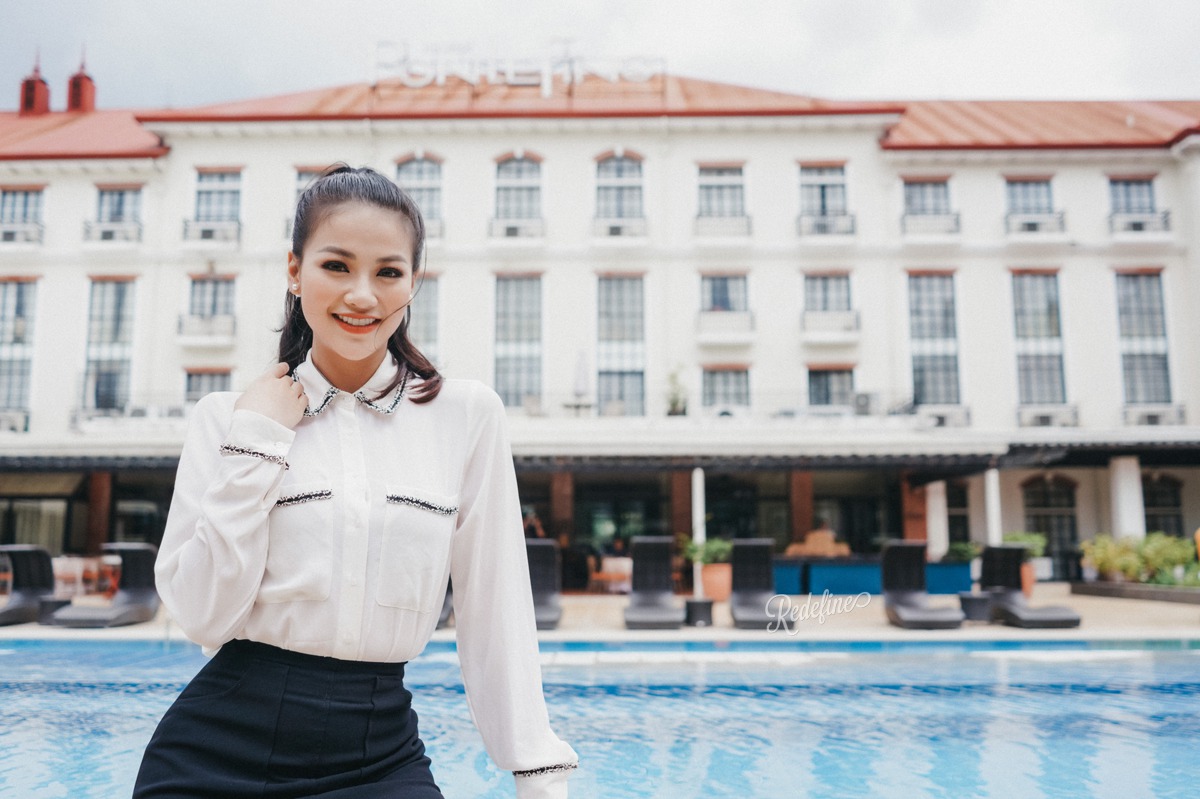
[2,639,1200,798]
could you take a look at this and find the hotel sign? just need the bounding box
[379,52,662,97]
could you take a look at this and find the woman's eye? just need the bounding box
[321,260,348,272]
[378,268,406,279]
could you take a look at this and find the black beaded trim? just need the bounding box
[275,489,333,508]
[513,763,578,778]
[386,494,459,516]
[298,370,410,417]
[219,444,289,469]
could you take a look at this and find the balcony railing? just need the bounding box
[84,219,143,242]
[183,219,241,243]
[914,404,971,428]
[592,217,648,238]
[801,309,860,335]
[1005,211,1066,235]
[0,409,30,433]
[796,213,855,236]
[697,310,755,344]
[694,215,752,237]
[0,221,44,244]
[1123,403,1185,426]
[902,213,960,235]
[1109,211,1170,234]
[489,218,544,238]
[1016,404,1079,428]
[177,314,237,342]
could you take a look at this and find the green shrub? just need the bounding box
[1081,533,1196,583]
[1139,532,1195,583]
[683,538,733,564]
[942,541,981,563]
[1002,532,1047,559]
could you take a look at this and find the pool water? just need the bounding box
[2,639,1199,798]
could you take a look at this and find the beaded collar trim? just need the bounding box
[276,489,333,508]
[298,369,411,417]
[513,763,578,778]
[386,494,459,516]
[219,444,289,470]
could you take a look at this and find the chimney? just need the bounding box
[68,60,96,112]
[20,61,51,116]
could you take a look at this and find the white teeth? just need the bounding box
[335,315,377,327]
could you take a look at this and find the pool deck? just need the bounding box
[3,583,1198,645]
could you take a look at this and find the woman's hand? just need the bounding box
[234,363,308,429]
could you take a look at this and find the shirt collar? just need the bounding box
[293,352,409,416]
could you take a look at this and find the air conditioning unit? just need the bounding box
[853,392,881,416]
[916,404,971,428]
[711,405,749,419]
[1123,405,1184,426]
[0,409,29,432]
[1017,405,1079,428]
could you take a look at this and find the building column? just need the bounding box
[549,471,574,544]
[670,470,692,544]
[901,474,927,541]
[925,480,949,560]
[86,471,112,554]
[1109,456,1147,540]
[789,470,813,543]
[984,467,1003,546]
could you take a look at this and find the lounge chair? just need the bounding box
[881,541,964,630]
[730,538,777,630]
[526,539,563,630]
[981,545,1081,629]
[623,536,685,630]
[51,542,160,628]
[0,545,56,626]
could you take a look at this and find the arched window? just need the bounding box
[495,157,541,221]
[1143,474,1183,536]
[596,156,643,221]
[396,157,442,226]
[1021,475,1078,580]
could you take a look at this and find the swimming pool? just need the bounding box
[2,639,1199,798]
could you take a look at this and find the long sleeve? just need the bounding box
[156,394,295,649]
[450,386,578,799]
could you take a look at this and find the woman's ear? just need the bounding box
[287,253,301,294]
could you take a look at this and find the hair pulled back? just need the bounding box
[281,164,441,403]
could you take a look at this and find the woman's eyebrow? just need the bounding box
[317,245,408,264]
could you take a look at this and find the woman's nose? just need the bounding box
[344,278,376,310]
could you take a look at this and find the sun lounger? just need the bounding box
[623,536,685,630]
[51,542,160,628]
[730,538,777,630]
[882,541,964,630]
[526,539,563,630]
[981,545,1081,629]
[0,545,56,626]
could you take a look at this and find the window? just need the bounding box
[0,358,30,411]
[1013,273,1065,405]
[808,369,853,406]
[295,169,322,205]
[495,158,541,220]
[97,188,142,223]
[1116,273,1171,404]
[698,167,745,217]
[185,371,230,402]
[1110,179,1155,214]
[1006,180,1053,214]
[597,277,644,416]
[903,180,950,215]
[85,280,135,411]
[596,156,643,220]
[1143,475,1184,537]
[804,275,851,312]
[909,274,960,405]
[88,280,135,345]
[703,369,749,408]
[800,166,847,216]
[946,481,970,544]
[408,276,438,363]
[494,276,541,407]
[1022,476,1078,580]
[189,277,235,318]
[194,171,241,222]
[0,281,35,411]
[702,275,748,312]
[0,189,42,224]
[397,158,442,221]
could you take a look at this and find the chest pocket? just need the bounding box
[377,485,459,612]
[261,481,335,604]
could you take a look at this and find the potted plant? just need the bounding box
[942,541,982,583]
[666,369,688,416]
[1079,534,1140,582]
[683,538,733,602]
[1003,532,1048,597]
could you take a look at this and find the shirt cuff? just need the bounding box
[220,409,296,467]
[514,764,575,799]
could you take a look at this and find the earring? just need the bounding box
[291,283,299,292]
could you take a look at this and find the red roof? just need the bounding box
[136,74,906,122]
[0,110,167,161]
[883,100,1200,150]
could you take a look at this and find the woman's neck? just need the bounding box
[309,347,388,393]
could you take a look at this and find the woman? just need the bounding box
[135,166,577,798]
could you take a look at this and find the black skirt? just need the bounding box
[134,639,443,799]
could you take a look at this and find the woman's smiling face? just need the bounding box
[287,201,416,391]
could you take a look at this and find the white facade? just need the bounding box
[1,73,1198,571]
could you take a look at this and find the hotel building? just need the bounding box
[1,60,1198,582]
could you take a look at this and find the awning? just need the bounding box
[0,472,86,497]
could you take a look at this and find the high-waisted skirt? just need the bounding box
[133,639,443,798]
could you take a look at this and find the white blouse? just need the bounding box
[156,353,578,798]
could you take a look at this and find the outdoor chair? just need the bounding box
[730,538,777,630]
[51,542,160,628]
[881,541,964,630]
[526,539,563,630]
[0,545,56,626]
[981,545,1080,628]
[623,536,685,629]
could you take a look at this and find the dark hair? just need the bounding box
[281,164,442,403]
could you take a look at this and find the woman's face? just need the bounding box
[287,201,416,390]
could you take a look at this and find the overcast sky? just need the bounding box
[3,0,1198,111]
